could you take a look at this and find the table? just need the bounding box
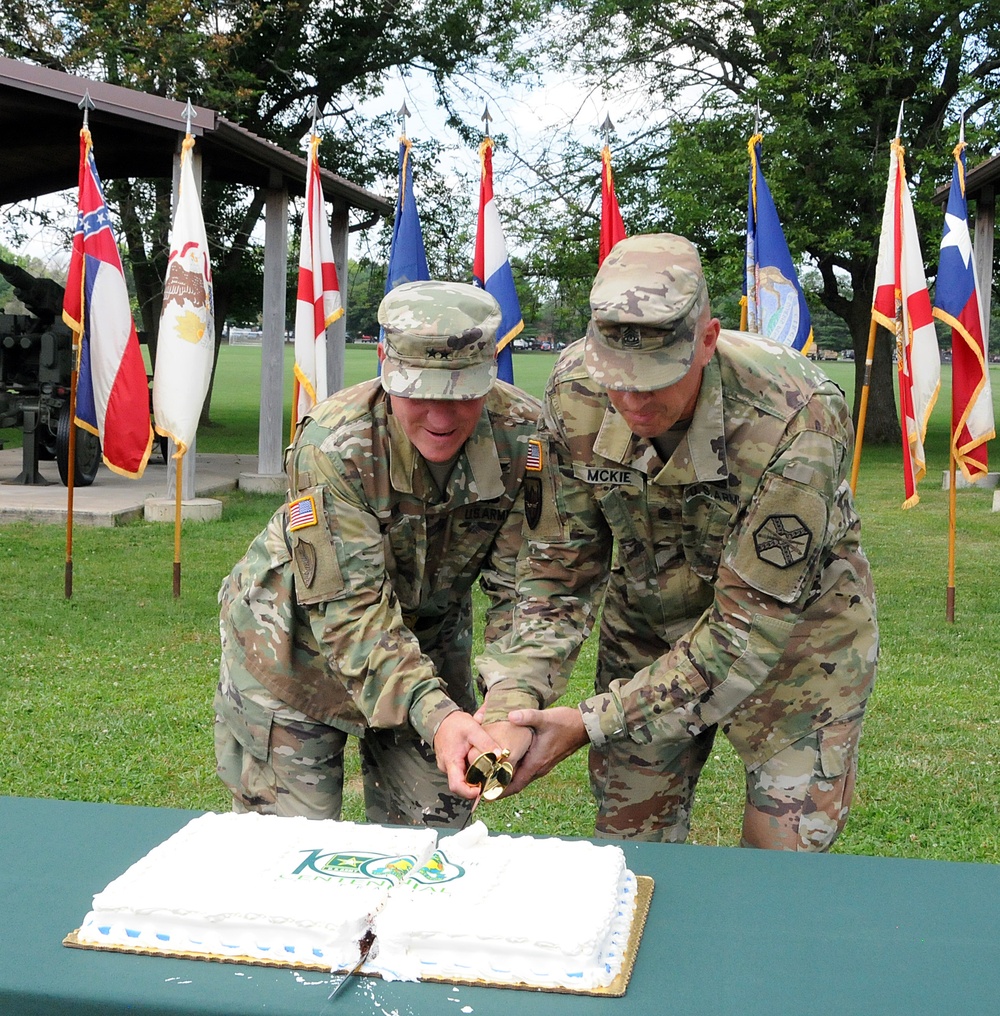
[2,795,998,1015]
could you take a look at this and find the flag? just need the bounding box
[62,128,152,479]
[474,137,521,384]
[378,136,430,374]
[744,133,813,353]
[599,144,626,266]
[293,133,343,424]
[872,136,941,508]
[933,139,994,481]
[152,134,214,459]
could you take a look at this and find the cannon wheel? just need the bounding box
[56,402,102,487]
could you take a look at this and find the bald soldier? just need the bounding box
[477,234,878,850]
[215,280,541,827]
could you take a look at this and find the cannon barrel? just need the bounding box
[0,257,65,324]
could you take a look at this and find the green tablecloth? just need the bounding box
[2,795,997,1014]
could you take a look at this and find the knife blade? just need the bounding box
[328,928,376,1000]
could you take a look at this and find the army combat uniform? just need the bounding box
[479,323,878,849]
[215,282,541,827]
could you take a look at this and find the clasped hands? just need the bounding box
[433,704,589,801]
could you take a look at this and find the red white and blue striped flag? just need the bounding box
[474,137,521,384]
[872,135,941,508]
[293,133,343,425]
[62,128,153,479]
[933,139,994,481]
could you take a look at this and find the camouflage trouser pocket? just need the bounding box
[742,711,864,851]
[214,677,275,762]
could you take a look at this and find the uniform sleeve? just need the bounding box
[476,387,612,722]
[580,393,854,748]
[289,438,457,745]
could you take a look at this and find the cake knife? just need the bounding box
[328,929,376,1000]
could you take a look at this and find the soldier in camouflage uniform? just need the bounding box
[477,234,878,850]
[215,280,541,826]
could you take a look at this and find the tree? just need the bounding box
[534,0,1000,443]
[0,0,539,418]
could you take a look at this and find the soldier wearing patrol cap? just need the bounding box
[214,279,542,826]
[477,234,878,850]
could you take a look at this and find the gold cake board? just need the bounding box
[64,875,653,998]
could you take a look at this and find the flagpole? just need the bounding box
[947,454,957,622]
[849,316,880,493]
[64,92,96,599]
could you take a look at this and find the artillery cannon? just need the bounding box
[0,257,101,486]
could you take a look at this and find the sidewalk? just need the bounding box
[0,447,260,526]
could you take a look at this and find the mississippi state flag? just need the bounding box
[872,136,941,508]
[293,133,343,424]
[62,128,153,479]
[933,140,994,481]
[474,137,521,384]
[599,145,626,266]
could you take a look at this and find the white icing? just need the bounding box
[77,814,637,990]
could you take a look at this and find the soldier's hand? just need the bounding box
[502,706,589,795]
[433,711,502,800]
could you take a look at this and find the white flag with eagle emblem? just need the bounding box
[153,133,215,459]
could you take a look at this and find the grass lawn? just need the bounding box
[1,345,999,861]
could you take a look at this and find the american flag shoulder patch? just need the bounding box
[526,438,543,472]
[288,495,318,531]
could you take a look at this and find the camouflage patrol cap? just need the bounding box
[379,280,501,400]
[584,233,709,391]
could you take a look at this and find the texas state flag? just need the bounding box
[933,140,994,480]
[474,137,521,384]
[62,128,153,479]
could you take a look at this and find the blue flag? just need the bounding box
[474,137,519,384]
[744,134,813,354]
[378,137,429,374]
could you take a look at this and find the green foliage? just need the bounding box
[537,0,1000,443]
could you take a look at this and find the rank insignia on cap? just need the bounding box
[620,324,642,348]
[753,514,812,568]
[288,495,319,531]
[526,438,543,472]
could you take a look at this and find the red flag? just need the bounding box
[872,137,941,508]
[599,145,626,266]
[62,128,153,479]
[293,133,342,424]
[933,140,994,480]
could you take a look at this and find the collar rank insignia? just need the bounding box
[288,494,319,531]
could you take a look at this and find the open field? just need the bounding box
[1,347,999,859]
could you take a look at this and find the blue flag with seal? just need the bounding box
[743,133,813,354]
[378,136,430,374]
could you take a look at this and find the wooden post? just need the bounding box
[259,176,289,477]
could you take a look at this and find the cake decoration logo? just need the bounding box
[289,848,465,886]
[407,850,464,886]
